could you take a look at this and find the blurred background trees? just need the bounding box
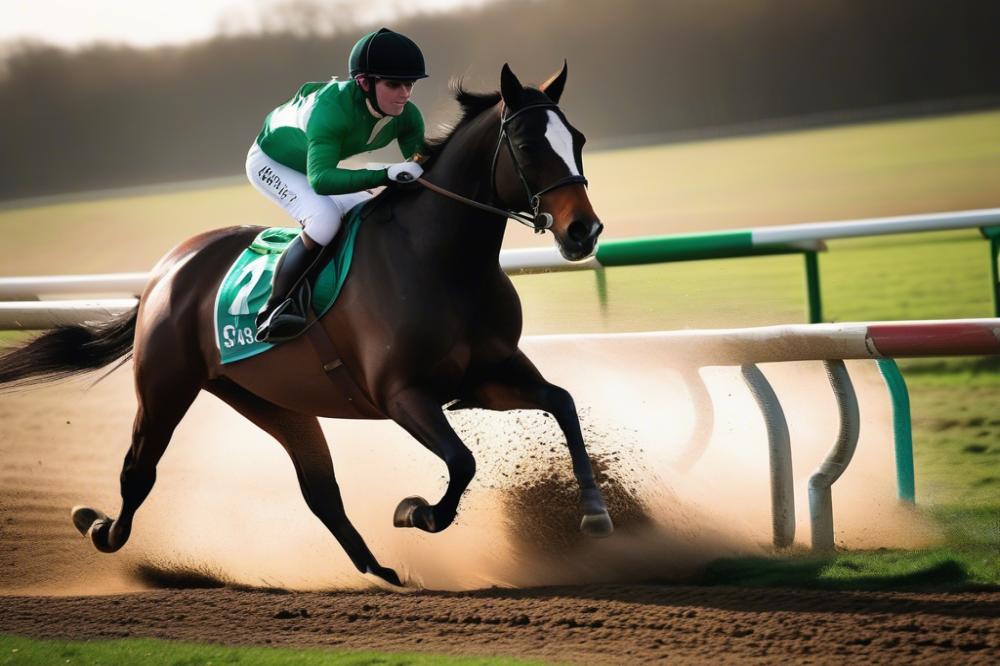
[2,0,998,200]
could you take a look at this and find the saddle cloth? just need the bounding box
[213,202,365,364]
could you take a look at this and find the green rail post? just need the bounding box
[994,236,1000,317]
[804,250,823,324]
[876,359,916,503]
[990,233,1000,318]
[979,227,1000,317]
[594,266,609,319]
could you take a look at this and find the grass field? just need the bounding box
[0,634,542,666]
[1,108,998,598]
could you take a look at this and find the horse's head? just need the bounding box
[494,63,603,261]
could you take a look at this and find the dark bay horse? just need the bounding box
[0,63,609,588]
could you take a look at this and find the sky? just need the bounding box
[2,0,490,49]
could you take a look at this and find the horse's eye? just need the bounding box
[517,142,540,153]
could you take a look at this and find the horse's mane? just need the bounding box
[421,81,502,169]
[421,81,552,168]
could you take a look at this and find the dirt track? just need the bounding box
[2,358,998,663]
[2,585,998,663]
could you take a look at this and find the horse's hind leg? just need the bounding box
[73,361,203,553]
[456,350,613,537]
[204,379,402,588]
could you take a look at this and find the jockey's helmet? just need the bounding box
[349,28,428,81]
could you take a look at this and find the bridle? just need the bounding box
[489,102,589,233]
[407,101,589,234]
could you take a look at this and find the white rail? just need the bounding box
[0,273,149,300]
[752,206,1000,244]
[0,299,138,329]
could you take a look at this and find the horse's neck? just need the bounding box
[407,110,508,263]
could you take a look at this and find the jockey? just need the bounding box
[247,27,428,343]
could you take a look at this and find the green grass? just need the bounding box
[2,108,999,276]
[0,635,543,666]
[2,108,999,592]
[902,360,1000,508]
[700,546,994,591]
[701,505,1000,591]
[582,108,1000,233]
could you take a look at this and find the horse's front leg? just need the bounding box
[458,351,613,537]
[386,387,477,533]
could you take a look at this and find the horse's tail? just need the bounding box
[0,306,138,391]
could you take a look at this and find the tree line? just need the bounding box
[2,0,998,200]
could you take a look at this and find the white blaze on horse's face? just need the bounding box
[544,110,582,176]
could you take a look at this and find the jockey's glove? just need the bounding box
[387,161,424,183]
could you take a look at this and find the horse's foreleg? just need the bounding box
[204,380,402,588]
[461,351,613,537]
[386,387,476,534]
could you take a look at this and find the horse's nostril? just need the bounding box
[567,219,602,243]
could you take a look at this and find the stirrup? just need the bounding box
[255,282,312,343]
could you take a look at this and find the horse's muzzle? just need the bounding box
[559,218,603,261]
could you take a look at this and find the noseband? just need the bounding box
[406,101,589,234]
[490,103,590,233]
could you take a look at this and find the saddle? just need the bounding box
[213,197,389,364]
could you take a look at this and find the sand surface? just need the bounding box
[3,585,998,664]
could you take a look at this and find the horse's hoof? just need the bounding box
[363,565,410,591]
[71,506,107,536]
[72,506,117,552]
[393,496,436,532]
[580,510,614,538]
[90,518,116,552]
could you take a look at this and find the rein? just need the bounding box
[410,176,543,229]
[399,101,588,234]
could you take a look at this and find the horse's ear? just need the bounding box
[540,60,568,104]
[500,63,524,110]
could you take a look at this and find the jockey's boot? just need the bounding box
[254,234,323,343]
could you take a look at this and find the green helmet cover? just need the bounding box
[348,28,428,80]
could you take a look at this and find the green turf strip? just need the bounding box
[699,547,999,592]
[700,505,1000,591]
[0,635,544,666]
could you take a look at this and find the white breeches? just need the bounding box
[245,143,373,246]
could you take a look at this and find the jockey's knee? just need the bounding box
[302,211,342,247]
[301,190,368,246]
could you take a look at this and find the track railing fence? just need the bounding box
[532,320,1000,549]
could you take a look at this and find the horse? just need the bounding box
[0,63,610,588]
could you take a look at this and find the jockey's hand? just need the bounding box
[387,161,424,184]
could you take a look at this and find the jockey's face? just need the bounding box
[374,79,414,116]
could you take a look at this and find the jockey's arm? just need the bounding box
[306,134,389,195]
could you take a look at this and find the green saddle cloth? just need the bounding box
[214,203,365,364]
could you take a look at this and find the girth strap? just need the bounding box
[305,319,343,373]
